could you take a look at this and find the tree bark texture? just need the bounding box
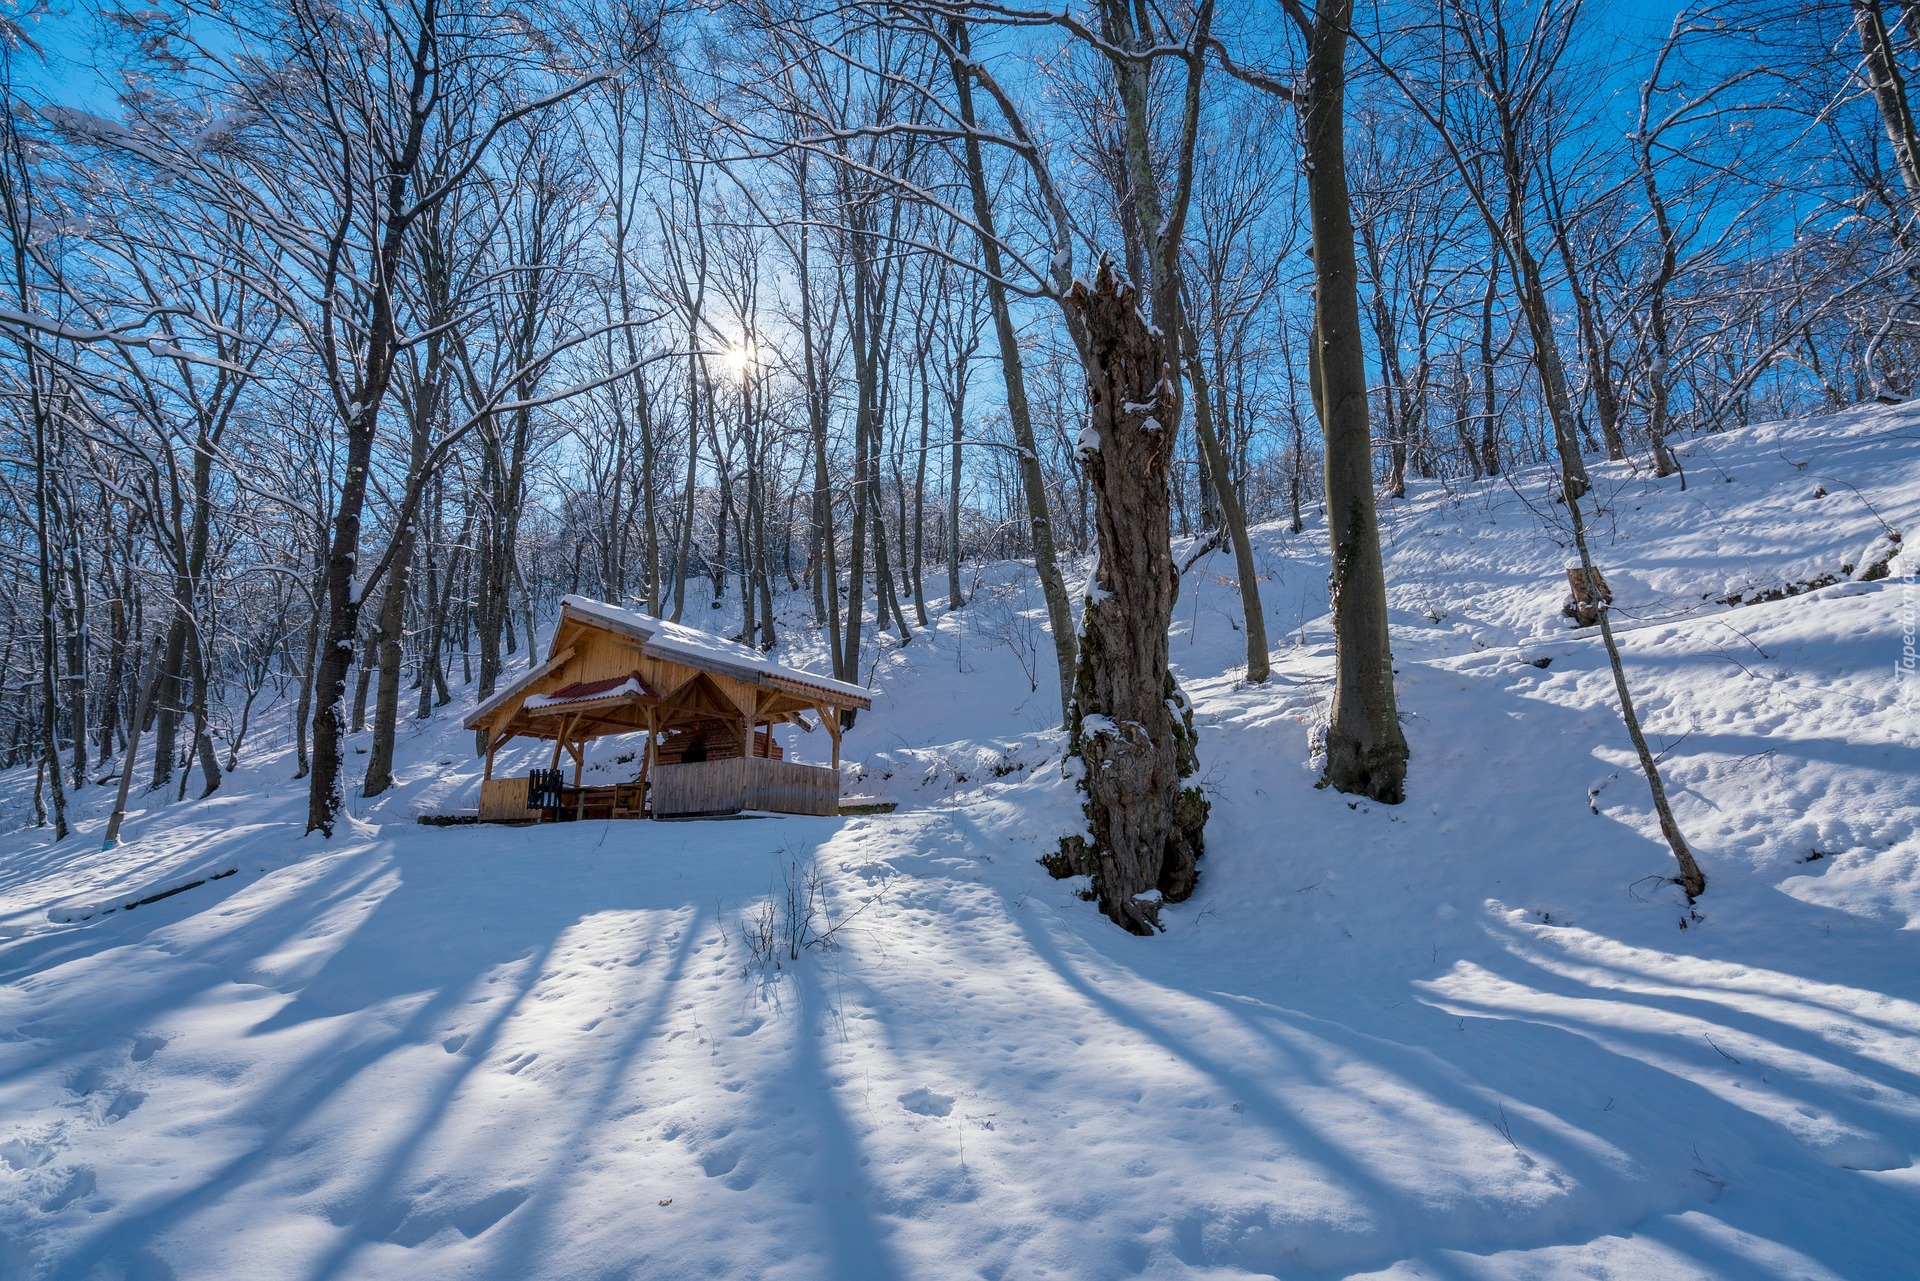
[1052,263,1207,935]
[1302,1,1409,804]
[1857,0,1920,201]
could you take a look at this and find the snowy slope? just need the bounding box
[0,403,1917,1280]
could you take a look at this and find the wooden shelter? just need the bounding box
[466,595,871,821]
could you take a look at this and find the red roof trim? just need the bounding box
[538,670,655,705]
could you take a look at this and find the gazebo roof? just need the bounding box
[465,596,869,739]
[555,596,870,704]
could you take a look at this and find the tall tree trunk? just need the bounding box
[752,446,778,648]
[1635,76,1687,480]
[671,352,701,623]
[55,503,87,791]
[1178,302,1270,682]
[32,391,68,839]
[951,19,1077,722]
[707,401,732,614]
[362,525,415,797]
[1479,257,1503,476]
[610,100,661,614]
[796,162,842,654]
[292,559,324,779]
[183,619,221,800]
[6,97,67,836]
[1301,1,1409,803]
[99,570,128,760]
[307,404,380,835]
[948,373,965,610]
[150,608,188,791]
[1288,413,1306,534]
[840,245,873,681]
[476,461,507,701]
[1358,218,1412,499]
[870,430,912,643]
[350,627,374,732]
[417,476,452,718]
[309,173,422,831]
[912,348,932,627]
[1494,121,1592,499]
[1510,242,1590,498]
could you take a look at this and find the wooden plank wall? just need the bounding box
[651,757,840,817]
[743,759,840,817]
[480,776,536,822]
[651,758,747,816]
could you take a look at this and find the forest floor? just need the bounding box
[1,402,1917,1280]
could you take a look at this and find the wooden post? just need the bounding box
[570,738,586,819]
[821,706,843,770]
[549,712,579,771]
[640,707,655,818]
[485,728,514,783]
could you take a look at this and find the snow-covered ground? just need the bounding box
[2,402,1917,1280]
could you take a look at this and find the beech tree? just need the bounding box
[1215,0,1410,803]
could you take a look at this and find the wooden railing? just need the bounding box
[652,756,839,817]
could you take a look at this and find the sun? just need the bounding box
[720,336,756,382]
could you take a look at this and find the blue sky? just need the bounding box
[14,0,1698,113]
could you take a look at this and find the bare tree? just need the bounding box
[1216,0,1411,802]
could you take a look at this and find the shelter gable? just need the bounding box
[467,598,856,820]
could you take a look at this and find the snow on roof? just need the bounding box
[523,672,652,711]
[557,595,872,705]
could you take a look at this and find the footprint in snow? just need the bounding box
[130,1034,167,1063]
[385,1187,531,1245]
[39,1166,96,1213]
[0,1137,52,1171]
[104,1091,146,1123]
[899,1088,954,1118]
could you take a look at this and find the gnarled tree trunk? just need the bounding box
[1052,264,1207,935]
